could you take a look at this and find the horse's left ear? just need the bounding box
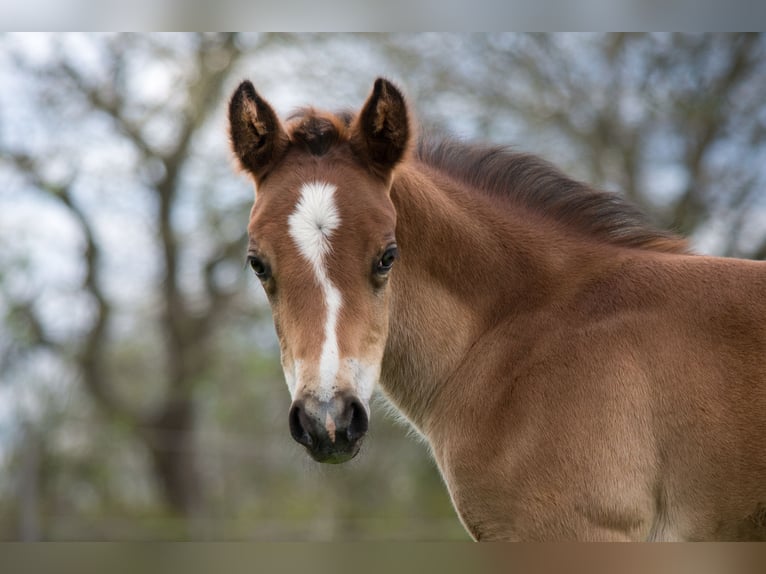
[351,78,410,176]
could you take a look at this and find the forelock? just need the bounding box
[286,108,354,157]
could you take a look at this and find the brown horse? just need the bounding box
[228,78,766,541]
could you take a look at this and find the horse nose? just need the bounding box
[288,395,369,463]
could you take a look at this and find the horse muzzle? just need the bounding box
[288,394,369,463]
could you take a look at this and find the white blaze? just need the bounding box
[288,181,342,402]
[283,358,299,399]
[345,358,378,404]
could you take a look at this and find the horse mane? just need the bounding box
[284,109,688,254]
[417,136,689,254]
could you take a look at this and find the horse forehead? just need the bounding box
[250,161,395,251]
[287,180,342,266]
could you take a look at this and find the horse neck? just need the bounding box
[379,163,598,435]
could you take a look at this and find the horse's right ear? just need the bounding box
[228,80,288,181]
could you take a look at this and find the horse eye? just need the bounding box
[248,255,270,279]
[376,245,398,274]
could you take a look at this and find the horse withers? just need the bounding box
[227,77,766,541]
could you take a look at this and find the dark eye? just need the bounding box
[376,245,398,275]
[248,255,270,280]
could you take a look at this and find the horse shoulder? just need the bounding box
[429,253,766,540]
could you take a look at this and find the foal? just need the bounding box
[228,78,766,541]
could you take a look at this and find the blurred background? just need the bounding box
[0,33,765,540]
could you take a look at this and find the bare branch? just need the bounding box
[55,61,158,159]
[3,151,142,421]
[153,34,244,401]
[670,35,760,235]
[198,229,249,326]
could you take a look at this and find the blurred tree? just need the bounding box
[2,33,249,521]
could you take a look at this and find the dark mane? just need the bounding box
[285,109,687,254]
[416,136,688,253]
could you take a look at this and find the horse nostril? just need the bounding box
[346,399,369,443]
[289,402,313,448]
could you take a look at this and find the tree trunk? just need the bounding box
[144,397,201,520]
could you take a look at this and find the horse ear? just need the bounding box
[228,80,288,181]
[351,78,410,176]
